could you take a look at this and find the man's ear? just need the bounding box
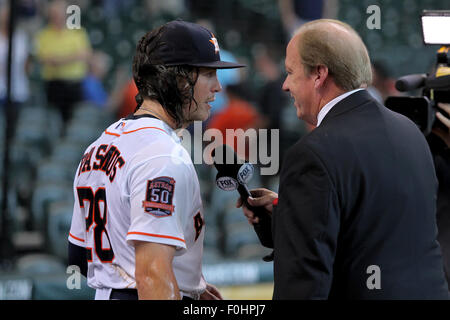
[314,65,329,89]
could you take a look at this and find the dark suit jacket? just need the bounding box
[428,134,450,288]
[272,90,449,299]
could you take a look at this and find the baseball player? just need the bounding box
[67,20,244,300]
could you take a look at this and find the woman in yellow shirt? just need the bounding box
[35,0,91,123]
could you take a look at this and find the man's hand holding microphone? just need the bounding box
[211,145,276,254]
[236,188,278,225]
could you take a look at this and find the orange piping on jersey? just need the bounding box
[123,127,168,135]
[104,127,168,137]
[104,130,120,137]
[69,232,85,242]
[127,231,185,243]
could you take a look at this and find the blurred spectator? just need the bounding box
[0,4,31,127]
[277,0,339,40]
[81,50,111,108]
[209,50,241,116]
[112,78,139,119]
[253,44,288,131]
[207,83,265,160]
[252,44,288,183]
[35,0,91,124]
[92,0,136,19]
[367,60,398,104]
[104,65,139,120]
[145,0,186,18]
[196,19,242,118]
[15,0,43,39]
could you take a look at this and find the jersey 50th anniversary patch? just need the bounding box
[142,176,176,217]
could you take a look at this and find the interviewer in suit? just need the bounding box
[238,19,449,299]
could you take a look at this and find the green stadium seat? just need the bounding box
[16,105,49,128]
[202,247,223,264]
[30,181,73,234]
[49,140,84,169]
[0,273,33,299]
[47,201,74,261]
[225,221,262,259]
[13,122,51,158]
[71,103,114,131]
[72,102,106,122]
[31,273,95,300]
[0,183,20,232]
[223,207,261,256]
[204,224,219,249]
[65,119,103,146]
[9,141,42,198]
[16,253,66,275]
[35,159,75,184]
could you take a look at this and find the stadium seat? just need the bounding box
[35,159,75,186]
[71,102,112,128]
[202,247,223,264]
[13,122,51,158]
[47,201,74,261]
[45,107,64,141]
[31,273,95,300]
[30,181,73,234]
[49,140,84,169]
[225,222,262,259]
[64,121,103,148]
[15,253,66,276]
[15,105,64,147]
[209,182,237,213]
[204,224,219,249]
[0,183,20,232]
[9,141,43,199]
[223,207,261,257]
[0,112,5,140]
[15,105,49,128]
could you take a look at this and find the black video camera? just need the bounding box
[385,10,450,136]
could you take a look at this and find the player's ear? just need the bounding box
[314,65,329,89]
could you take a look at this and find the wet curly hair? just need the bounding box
[132,25,199,128]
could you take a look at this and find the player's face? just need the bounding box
[282,35,318,126]
[186,67,222,123]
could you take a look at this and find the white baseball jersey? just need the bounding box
[68,114,206,299]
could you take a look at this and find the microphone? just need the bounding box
[211,145,274,250]
[395,74,426,92]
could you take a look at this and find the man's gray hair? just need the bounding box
[295,19,372,91]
